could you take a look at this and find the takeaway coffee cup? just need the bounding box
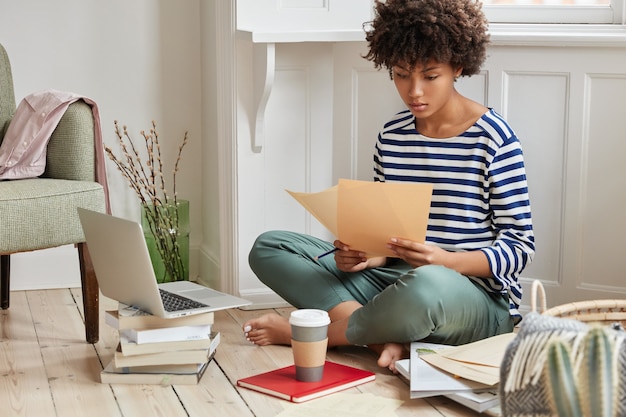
[289,309,331,382]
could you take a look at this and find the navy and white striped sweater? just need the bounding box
[373,108,535,323]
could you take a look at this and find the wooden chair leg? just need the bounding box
[78,242,99,343]
[1,255,9,309]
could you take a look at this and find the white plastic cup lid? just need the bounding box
[289,309,330,327]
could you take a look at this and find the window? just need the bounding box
[482,0,624,24]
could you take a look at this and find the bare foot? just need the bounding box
[243,313,292,346]
[375,342,409,373]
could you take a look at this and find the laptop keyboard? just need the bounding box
[160,289,209,312]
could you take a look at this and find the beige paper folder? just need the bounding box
[419,332,517,386]
[287,179,433,257]
[287,185,339,237]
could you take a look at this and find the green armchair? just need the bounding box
[0,43,106,343]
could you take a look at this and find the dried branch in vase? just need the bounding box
[105,120,190,282]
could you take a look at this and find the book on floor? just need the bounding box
[114,331,220,368]
[418,333,515,386]
[395,358,500,413]
[446,390,500,414]
[395,340,501,414]
[100,359,211,385]
[396,341,492,399]
[119,323,212,344]
[109,361,206,375]
[118,330,213,356]
[105,303,214,330]
[236,361,375,403]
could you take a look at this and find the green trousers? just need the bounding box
[248,230,513,346]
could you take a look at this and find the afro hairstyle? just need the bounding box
[363,0,490,78]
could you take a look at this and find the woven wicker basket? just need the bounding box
[530,280,626,327]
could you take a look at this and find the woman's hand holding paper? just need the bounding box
[333,240,387,273]
[387,237,492,278]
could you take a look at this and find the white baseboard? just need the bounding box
[237,289,291,310]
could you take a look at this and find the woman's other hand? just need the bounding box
[333,240,387,272]
[387,237,492,278]
[386,237,446,268]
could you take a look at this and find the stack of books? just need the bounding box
[395,342,500,416]
[101,303,219,385]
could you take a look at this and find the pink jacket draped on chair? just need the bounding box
[0,89,111,213]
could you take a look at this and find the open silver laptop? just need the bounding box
[77,208,251,318]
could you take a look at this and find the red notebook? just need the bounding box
[237,361,376,403]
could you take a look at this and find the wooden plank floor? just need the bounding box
[0,287,484,417]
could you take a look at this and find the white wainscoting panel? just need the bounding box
[578,73,626,295]
[332,42,406,182]
[503,71,569,289]
[236,42,335,307]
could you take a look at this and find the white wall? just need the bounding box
[0,0,203,289]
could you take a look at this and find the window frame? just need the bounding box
[483,0,625,24]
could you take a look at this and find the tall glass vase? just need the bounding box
[141,199,190,283]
